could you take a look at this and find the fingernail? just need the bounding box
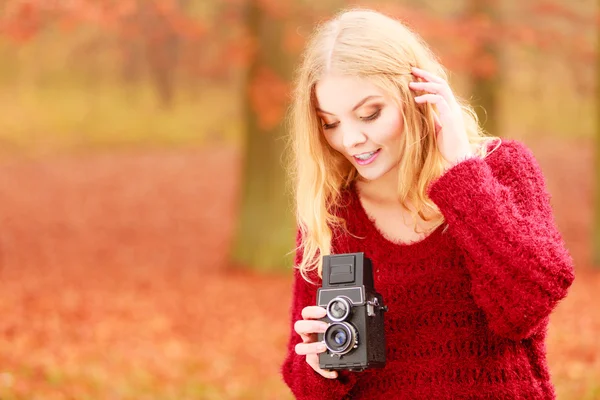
[330,372,338,378]
[319,324,328,332]
[317,343,327,351]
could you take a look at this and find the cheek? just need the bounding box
[370,110,403,144]
[322,132,344,154]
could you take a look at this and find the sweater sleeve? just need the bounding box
[427,139,575,341]
[280,229,359,399]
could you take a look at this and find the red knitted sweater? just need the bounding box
[280,140,575,399]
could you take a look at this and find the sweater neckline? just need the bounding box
[348,181,446,256]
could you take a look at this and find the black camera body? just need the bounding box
[317,252,388,372]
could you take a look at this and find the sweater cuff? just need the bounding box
[427,156,489,209]
[282,356,360,399]
[305,368,359,396]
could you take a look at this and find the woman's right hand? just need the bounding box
[294,306,339,379]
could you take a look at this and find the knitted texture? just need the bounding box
[280,140,574,399]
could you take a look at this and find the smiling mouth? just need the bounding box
[353,149,380,161]
[352,149,381,165]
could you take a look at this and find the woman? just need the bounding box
[281,8,574,400]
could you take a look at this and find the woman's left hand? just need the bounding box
[408,67,474,168]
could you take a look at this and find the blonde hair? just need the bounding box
[287,8,499,282]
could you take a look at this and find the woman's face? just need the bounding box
[315,74,404,182]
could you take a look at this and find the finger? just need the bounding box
[411,67,445,84]
[409,81,444,94]
[414,94,452,115]
[301,306,327,320]
[294,320,329,336]
[295,341,327,356]
[306,354,339,379]
[410,81,456,107]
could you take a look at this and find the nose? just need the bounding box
[341,124,367,150]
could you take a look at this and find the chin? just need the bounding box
[355,166,387,182]
[354,160,397,182]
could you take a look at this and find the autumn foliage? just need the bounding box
[0,0,597,398]
[0,0,593,112]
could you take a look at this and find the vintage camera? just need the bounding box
[317,252,388,372]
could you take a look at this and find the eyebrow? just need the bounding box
[316,95,383,116]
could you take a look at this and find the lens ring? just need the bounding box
[324,322,358,355]
[326,297,351,322]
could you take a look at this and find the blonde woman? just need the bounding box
[280,8,574,400]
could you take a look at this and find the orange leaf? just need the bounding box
[248,67,290,131]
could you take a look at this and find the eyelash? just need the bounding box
[361,109,381,121]
[321,109,382,130]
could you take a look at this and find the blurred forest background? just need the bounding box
[0,0,598,399]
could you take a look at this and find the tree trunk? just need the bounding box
[468,0,500,137]
[142,1,184,109]
[595,12,600,267]
[120,23,143,85]
[230,1,295,271]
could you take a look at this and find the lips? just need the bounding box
[353,149,381,165]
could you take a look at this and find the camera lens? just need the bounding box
[333,329,347,345]
[330,301,347,319]
[326,297,351,321]
[324,322,358,355]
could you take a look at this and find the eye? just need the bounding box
[360,109,381,122]
[322,121,339,130]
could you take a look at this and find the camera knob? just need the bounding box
[367,298,388,316]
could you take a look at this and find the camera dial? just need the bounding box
[324,322,359,356]
[326,296,352,322]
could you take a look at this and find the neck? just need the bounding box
[355,166,440,231]
[356,164,403,206]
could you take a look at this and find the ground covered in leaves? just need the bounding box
[0,137,597,399]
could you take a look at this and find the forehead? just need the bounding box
[314,74,386,112]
